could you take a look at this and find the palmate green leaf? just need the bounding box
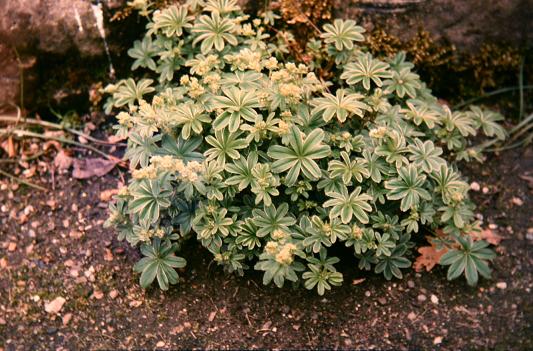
[311,89,367,123]
[172,102,211,139]
[125,132,161,168]
[158,134,204,162]
[255,256,305,288]
[320,19,365,51]
[328,151,370,185]
[153,5,193,37]
[114,79,155,109]
[303,249,343,295]
[384,164,431,212]
[402,100,441,129]
[235,218,262,249]
[324,185,373,224]
[374,131,409,168]
[440,236,496,286]
[407,139,445,173]
[129,178,173,224]
[374,245,411,280]
[213,87,260,132]
[251,163,280,206]
[467,106,507,140]
[224,152,257,190]
[128,36,158,71]
[340,53,392,90]
[204,0,240,14]
[362,150,390,183]
[268,126,331,185]
[430,165,469,203]
[192,12,238,54]
[383,68,421,99]
[251,203,296,237]
[442,106,477,137]
[205,129,248,165]
[221,71,263,90]
[134,239,186,290]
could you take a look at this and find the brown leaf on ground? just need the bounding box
[44,296,66,314]
[472,228,503,246]
[72,158,117,179]
[43,140,61,151]
[0,136,17,158]
[54,150,74,170]
[413,244,448,272]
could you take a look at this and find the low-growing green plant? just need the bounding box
[104,0,506,293]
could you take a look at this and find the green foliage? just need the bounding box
[105,0,505,293]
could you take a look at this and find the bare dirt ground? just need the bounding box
[0,147,532,350]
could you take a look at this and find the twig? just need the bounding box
[454,85,533,109]
[0,115,124,146]
[0,128,119,161]
[0,168,47,191]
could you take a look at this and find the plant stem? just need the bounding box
[0,169,47,191]
[0,115,123,146]
[0,128,118,160]
[454,85,533,109]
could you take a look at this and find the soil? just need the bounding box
[0,146,532,350]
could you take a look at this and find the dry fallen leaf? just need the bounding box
[45,296,66,314]
[472,228,502,246]
[100,188,119,202]
[351,278,366,285]
[413,243,448,272]
[54,150,73,170]
[72,158,118,179]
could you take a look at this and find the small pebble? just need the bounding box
[470,182,480,191]
[156,341,165,348]
[378,297,387,305]
[482,187,489,194]
[417,294,427,302]
[511,197,524,206]
[433,336,443,345]
[407,280,415,288]
[365,291,371,297]
[496,282,507,289]
[407,312,416,321]
[430,294,439,304]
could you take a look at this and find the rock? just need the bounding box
[433,336,443,345]
[407,312,416,321]
[109,289,119,299]
[511,197,524,206]
[44,297,66,314]
[417,294,427,302]
[0,0,530,113]
[470,182,481,191]
[62,313,73,326]
[496,282,507,289]
[378,297,387,305]
[156,341,165,348]
[430,294,439,304]
[337,0,532,50]
[407,280,415,288]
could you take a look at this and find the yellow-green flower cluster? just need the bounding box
[224,48,262,71]
[138,227,165,242]
[132,156,203,182]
